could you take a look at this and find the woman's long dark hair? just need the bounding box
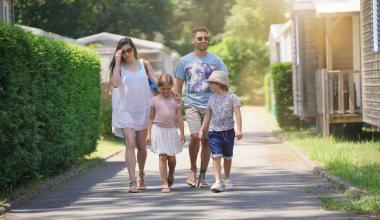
[109,37,138,79]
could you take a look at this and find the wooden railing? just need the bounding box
[315,69,362,137]
[316,69,361,115]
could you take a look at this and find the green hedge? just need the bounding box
[0,23,101,191]
[271,62,299,128]
[264,72,271,111]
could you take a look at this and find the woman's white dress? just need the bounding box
[112,60,153,138]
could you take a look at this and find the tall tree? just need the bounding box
[224,0,288,42]
[166,0,235,55]
[208,0,289,105]
[14,0,173,39]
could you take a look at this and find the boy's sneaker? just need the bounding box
[210,182,224,193]
[224,179,234,191]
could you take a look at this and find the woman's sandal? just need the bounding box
[137,172,146,190]
[168,173,175,187]
[161,187,171,193]
[185,173,196,188]
[197,174,208,189]
[128,181,139,193]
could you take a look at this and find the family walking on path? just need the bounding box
[110,26,243,193]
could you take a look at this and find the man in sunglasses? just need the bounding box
[175,26,229,189]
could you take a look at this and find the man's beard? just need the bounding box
[197,44,208,51]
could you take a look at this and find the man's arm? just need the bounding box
[199,110,212,139]
[175,79,184,97]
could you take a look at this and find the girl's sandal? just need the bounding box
[161,187,171,193]
[128,181,139,193]
[185,173,196,188]
[197,174,208,189]
[168,173,175,187]
[137,172,146,190]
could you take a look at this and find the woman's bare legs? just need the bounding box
[136,129,148,174]
[122,128,138,192]
[136,129,148,189]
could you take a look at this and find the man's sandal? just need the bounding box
[128,181,139,193]
[137,172,146,190]
[185,173,196,188]
[197,174,208,189]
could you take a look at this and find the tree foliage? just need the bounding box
[15,0,173,39]
[209,37,269,104]
[224,0,288,42]
[208,0,288,104]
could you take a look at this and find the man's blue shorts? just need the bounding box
[208,129,235,160]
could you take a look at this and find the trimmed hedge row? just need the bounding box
[264,72,272,112]
[0,23,101,191]
[271,62,299,128]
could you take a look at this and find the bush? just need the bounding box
[264,72,271,111]
[100,84,113,139]
[0,23,101,191]
[271,62,299,128]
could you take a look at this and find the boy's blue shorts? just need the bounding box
[208,129,235,160]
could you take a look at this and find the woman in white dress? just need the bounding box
[110,38,158,193]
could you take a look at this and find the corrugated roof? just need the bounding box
[76,32,169,52]
[17,25,76,43]
[313,0,360,15]
[268,20,292,43]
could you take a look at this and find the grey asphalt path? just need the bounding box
[5,107,356,220]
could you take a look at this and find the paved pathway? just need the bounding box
[5,107,356,219]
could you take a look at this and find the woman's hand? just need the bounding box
[146,135,151,145]
[235,130,243,140]
[115,49,123,64]
[180,134,185,145]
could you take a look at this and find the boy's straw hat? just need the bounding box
[206,71,230,86]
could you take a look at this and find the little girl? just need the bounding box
[146,73,185,193]
[199,70,243,193]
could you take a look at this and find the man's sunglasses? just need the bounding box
[122,48,134,54]
[196,36,209,42]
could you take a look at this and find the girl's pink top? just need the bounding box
[151,94,178,128]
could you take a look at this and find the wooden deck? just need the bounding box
[315,69,362,137]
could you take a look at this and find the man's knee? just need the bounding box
[190,134,201,142]
[201,138,209,148]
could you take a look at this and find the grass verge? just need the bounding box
[0,138,123,205]
[283,129,380,214]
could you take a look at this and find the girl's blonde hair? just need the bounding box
[157,73,174,88]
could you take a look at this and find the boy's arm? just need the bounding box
[146,106,155,145]
[199,110,212,139]
[234,107,243,140]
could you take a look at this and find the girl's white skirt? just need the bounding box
[151,124,182,156]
